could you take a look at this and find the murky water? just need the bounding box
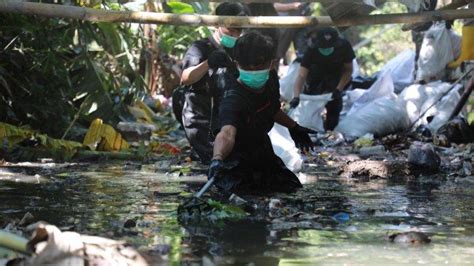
[1,162,474,264]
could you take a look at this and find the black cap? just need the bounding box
[314,27,342,48]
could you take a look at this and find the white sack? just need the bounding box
[399,81,452,124]
[280,59,360,102]
[347,72,395,116]
[352,58,361,79]
[269,124,303,172]
[336,97,411,138]
[379,49,416,93]
[289,93,333,132]
[420,86,462,132]
[449,30,462,60]
[279,61,300,102]
[399,0,425,12]
[341,89,366,117]
[416,22,456,82]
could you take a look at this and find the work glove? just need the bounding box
[289,124,316,151]
[208,158,224,180]
[208,50,232,69]
[332,90,343,100]
[289,97,300,108]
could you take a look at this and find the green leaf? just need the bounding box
[207,199,247,219]
[167,2,195,14]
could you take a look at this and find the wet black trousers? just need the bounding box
[324,96,343,131]
[181,91,215,164]
[214,135,302,195]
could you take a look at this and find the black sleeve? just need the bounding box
[340,40,356,64]
[300,48,314,69]
[219,80,247,128]
[182,40,209,70]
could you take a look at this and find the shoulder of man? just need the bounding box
[339,39,354,52]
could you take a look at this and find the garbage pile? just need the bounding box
[0,217,148,265]
[0,99,185,163]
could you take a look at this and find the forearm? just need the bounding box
[274,110,297,129]
[335,65,353,91]
[181,61,209,85]
[212,126,236,160]
[274,3,300,12]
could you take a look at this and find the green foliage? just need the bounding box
[206,199,247,220]
[355,3,413,76]
[468,97,474,125]
[156,1,210,59]
[167,1,194,14]
[0,5,145,139]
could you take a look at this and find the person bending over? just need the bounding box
[209,31,314,194]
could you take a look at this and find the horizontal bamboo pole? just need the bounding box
[177,0,366,2]
[0,1,474,28]
[0,230,29,255]
[176,0,401,3]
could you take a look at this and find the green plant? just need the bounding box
[0,2,146,140]
[354,3,413,76]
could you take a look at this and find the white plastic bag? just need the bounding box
[449,30,462,60]
[399,0,424,12]
[419,86,462,132]
[379,49,415,93]
[268,124,303,172]
[352,58,361,79]
[289,93,333,132]
[279,61,300,102]
[341,89,366,118]
[336,97,411,137]
[399,81,452,124]
[416,22,456,82]
[280,59,360,102]
[399,81,463,133]
[347,72,395,116]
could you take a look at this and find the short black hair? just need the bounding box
[215,3,249,16]
[234,30,275,67]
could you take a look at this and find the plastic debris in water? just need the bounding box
[332,212,350,223]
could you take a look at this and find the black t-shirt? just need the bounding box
[182,38,235,95]
[218,70,280,151]
[301,39,355,93]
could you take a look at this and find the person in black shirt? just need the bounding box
[290,27,355,131]
[209,31,314,194]
[175,3,248,163]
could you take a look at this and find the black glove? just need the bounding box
[208,158,224,180]
[332,90,342,100]
[289,124,316,151]
[289,97,300,108]
[208,50,232,69]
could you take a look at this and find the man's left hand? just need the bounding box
[332,89,343,100]
[289,124,316,151]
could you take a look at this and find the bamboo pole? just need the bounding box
[0,1,474,28]
[0,230,29,255]
[402,0,472,31]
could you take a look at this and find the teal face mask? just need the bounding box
[220,34,237,48]
[318,47,334,56]
[238,68,270,90]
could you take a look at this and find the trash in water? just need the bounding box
[332,212,350,223]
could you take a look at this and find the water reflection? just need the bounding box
[1,162,474,264]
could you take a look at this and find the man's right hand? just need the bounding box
[208,158,224,180]
[208,50,232,69]
[289,97,300,108]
